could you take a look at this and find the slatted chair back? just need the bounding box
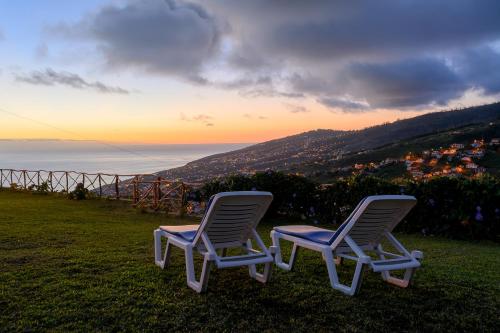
[331,195,416,252]
[192,191,273,248]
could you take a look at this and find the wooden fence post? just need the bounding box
[98,174,102,197]
[23,170,27,189]
[132,176,138,205]
[115,175,120,200]
[37,171,40,188]
[49,172,53,192]
[10,170,13,186]
[0,169,3,188]
[152,180,157,209]
[65,172,69,192]
[157,177,163,209]
[150,178,157,209]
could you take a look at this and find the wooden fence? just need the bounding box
[0,168,191,215]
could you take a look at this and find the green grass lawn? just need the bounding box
[1,190,499,332]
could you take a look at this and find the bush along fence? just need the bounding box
[199,171,500,241]
[2,168,499,240]
[0,168,190,215]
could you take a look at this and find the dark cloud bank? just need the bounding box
[50,0,500,111]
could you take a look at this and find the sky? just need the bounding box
[1,0,500,144]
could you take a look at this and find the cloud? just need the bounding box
[51,0,223,82]
[192,114,213,122]
[318,97,370,113]
[212,75,303,99]
[35,43,49,59]
[290,56,476,111]
[200,0,500,110]
[242,113,267,120]
[454,46,500,95]
[285,103,310,113]
[180,112,190,121]
[344,58,466,108]
[15,68,130,94]
[215,75,271,90]
[207,1,500,64]
[180,112,214,126]
[48,1,500,111]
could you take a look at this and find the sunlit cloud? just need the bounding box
[285,103,310,114]
[180,113,215,126]
[242,113,267,120]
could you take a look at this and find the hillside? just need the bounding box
[157,102,500,182]
[305,121,500,182]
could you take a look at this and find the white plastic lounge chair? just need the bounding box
[271,195,423,296]
[154,191,274,293]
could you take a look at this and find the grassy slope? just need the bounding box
[1,190,499,332]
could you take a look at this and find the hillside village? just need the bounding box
[350,138,500,179]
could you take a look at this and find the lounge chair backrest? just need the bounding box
[192,191,273,248]
[330,195,416,251]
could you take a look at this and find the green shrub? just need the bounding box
[403,176,500,241]
[317,176,401,225]
[199,173,500,241]
[31,181,50,195]
[201,171,317,218]
[68,183,90,200]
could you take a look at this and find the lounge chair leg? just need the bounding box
[351,260,367,295]
[381,250,423,288]
[324,250,368,296]
[154,229,161,266]
[154,229,166,268]
[245,240,272,283]
[185,246,212,293]
[248,262,273,283]
[381,268,415,288]
[323,250,341,289]
[162,240,173,269]
[154,230,172,269]
[271,231,299,271]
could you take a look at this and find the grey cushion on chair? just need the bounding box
[273,220,349,245]
[160,225,199,241]
[273,225,337,245]
[274,197,366,245]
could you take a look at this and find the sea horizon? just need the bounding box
[0,140,252,175]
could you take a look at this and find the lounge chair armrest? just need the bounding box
[411,250,423,260]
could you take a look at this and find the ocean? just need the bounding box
[0,140,250,175]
